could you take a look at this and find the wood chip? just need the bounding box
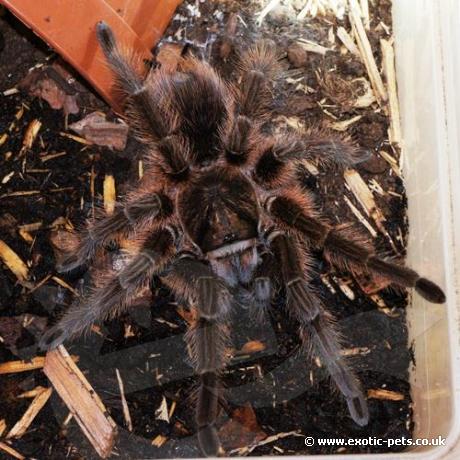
[343,196,377,237]
[0,419,6,437]
[256,0,281,26]
[379,149,401,177]
[349,0,387,104]
[43,346,117,459]
[336,26,360,56]
[381,38,402,145]
[151,434,168,447]
[115,369,133,432]
[367,388,405,401]
[155,396,170,423]
[330,114,362,131]
[341,346,371,356]
[22,119,42,150]
[359,0,370,29]
[344,168,385,230]
[0,240,29,282]
[51,276,80,297]
[297,38,331,55]
[103,174,116,216]
[17,386,47,399]
[7,388,52,439]
[59,131,91,145]
[0,442,25,460]
[230,430,301,455]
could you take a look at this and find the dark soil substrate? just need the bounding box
[0,1,413,459]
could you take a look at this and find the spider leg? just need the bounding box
[301,126,371,166]
[270,232,369,425]
[251,129,370,190]
[96,22,175,143]
[58,191,173,272]
[39,227,176,350]
[236,41,279,119]
[267,193,446,303]
[163,255,232,456]
[224,42,279,166]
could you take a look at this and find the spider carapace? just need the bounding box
[40,22,446,457]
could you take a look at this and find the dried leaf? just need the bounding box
[219,404,267,450]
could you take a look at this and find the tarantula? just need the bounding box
[40,22,446,457]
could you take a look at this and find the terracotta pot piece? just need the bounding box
[0,0,181,112]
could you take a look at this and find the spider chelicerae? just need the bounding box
[39,21,446,457]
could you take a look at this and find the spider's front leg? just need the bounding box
[267,192,446,304]
[39,226,177,350]
[58,190,173,272]
[269,231,369,425]
[163,255,232,457]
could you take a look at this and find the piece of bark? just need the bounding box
[20,63,79,115]
[44,346,117,459]
[69,112,129,150]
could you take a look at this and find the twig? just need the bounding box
[256,0,281,26]
[7,388,53,439]
[381,38,402,145]
[115,369,133,432]
[103,174,116,216]
[0,442,25,460]
[349,0,387,104]
[367,388,405,401]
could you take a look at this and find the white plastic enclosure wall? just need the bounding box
[394,0,460,459]
[232,1,460,460]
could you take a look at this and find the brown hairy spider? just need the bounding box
[39,22,446,457]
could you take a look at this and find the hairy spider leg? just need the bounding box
[163,256,232,457]
[268,194,446,304]
[270,232,369,425]
[40,227,176,350]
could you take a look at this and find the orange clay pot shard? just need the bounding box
[0,0,182,112]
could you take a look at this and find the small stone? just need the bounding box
[287,43,308,68]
